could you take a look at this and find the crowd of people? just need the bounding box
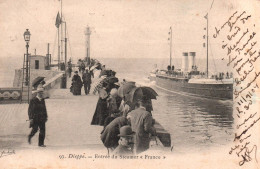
[27,59,157,155]
[88,63,157,155]
[70,69,94,95]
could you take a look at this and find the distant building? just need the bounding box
[30,55,49,70]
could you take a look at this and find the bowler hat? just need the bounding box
[74,71,78,73]
[118,126,135,137]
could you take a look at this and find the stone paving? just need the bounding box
[0,88,104,150]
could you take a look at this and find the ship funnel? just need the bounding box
[182,52,188,71]
[189,52,196,71]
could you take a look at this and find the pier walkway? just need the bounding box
[0,88,104,150]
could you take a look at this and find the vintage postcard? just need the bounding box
[0,0,259,168]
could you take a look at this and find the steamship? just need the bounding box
[149,22,233,100]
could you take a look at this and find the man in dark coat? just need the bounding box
[82,69,92,95]
[67,61,72,78]
[28,88,48,147]
[101,116,128,150]
[127,99,156,154]
[72,71,83,95]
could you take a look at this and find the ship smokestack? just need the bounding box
[189,52,196,71]
[182,52,188,71]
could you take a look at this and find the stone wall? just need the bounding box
[13,69,63,88]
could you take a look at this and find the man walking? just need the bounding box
[82,69,92,95]
[28,88,48,147]
[67,60,72,78]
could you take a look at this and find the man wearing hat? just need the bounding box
[28,88,48,147]
[82,68,92,95]
[113,125,135,155]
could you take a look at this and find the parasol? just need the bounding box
[104,76,119,84]
[32,77,45,89]
[125,86,158,103]
[92,76,107,94]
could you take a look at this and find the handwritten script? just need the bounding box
[213,11,259,166]
[0,149,15,158]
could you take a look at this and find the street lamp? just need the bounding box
[23,29,31,86]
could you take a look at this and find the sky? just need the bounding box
[0,0,259,62]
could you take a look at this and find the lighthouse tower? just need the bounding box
[85,26,91,65]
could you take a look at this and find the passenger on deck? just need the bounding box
[71,71,83,95]
[127,98,156,154]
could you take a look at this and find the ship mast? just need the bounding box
[85,26,91,65]
[60,0,63,64]
[205,13,208,78]
[169,27,172,68]
[58,18,60,70]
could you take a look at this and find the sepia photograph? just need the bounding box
[0,0,259,168]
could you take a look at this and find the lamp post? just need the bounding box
[23,29,31,86]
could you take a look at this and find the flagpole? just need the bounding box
[60,0,63,64]
[206,13,208,78]
[170,27,172,69]
[58,26,60,70]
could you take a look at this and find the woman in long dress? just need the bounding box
[91,83,109,126]
[71,71,83,95]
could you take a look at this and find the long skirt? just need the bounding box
[72,84,82,95]
[91,98,108,126]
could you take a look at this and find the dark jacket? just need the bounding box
[72,74,83,95]
[101,116,128,148]
[82,72,92,83]
[72,74,83,86]
[128,107,156,154]
[28,97,48,122]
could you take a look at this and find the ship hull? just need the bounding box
[148,73,157,81]
[155,75,233,100]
